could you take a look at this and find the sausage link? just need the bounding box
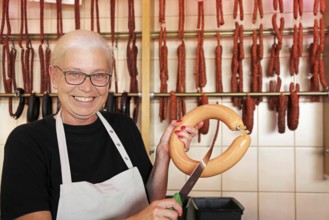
[169,104,250,177]
[319,18,325,53]
[320,0,326,14]
[278,93,287,133]
[273,0,278,11]
[252,0,258,24]
[287,83,299,131]
[242,95,255,133]
[299,0,303,17]
[319,55,328,90]
[298,23,303,57]
[215,32,223,92]
[169,91,177,121]
[199,93,209,135]
[314,0,319,15]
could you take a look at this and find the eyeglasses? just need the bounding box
[54,66,112,87]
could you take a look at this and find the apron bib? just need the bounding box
[56,111,149,220]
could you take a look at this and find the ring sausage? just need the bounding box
[169,104,251,177]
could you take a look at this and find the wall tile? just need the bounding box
[222,147,258,191]
[296,103,323,147]
[296,147,329,193]
[296,193,329,220]
[258,102,295,146]
[259,192,295,220]
[259,147,295,192]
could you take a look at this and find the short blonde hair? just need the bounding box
[51,30,112,69]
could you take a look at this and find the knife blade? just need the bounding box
[172,145,213,206]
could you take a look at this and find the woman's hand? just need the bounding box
[125,198,182,220]
[157,120,204,160]
[146,120,203,202]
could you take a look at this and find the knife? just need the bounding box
[172,144,213,207]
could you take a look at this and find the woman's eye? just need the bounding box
[68,72,82,78]
[93,73,106,79]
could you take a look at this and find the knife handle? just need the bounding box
[173,192,183,207]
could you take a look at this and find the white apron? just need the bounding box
[55,111,149,220]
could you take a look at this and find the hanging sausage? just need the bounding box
[39,0,53,118]
[175,0,186,120]
[231,22,244,109]
[233,0,244,21]
[158,0,169,122]
[215,32,223,93]
[195,0,206,92]
[126,0,140,122]
[252,0,263,24]
[287,82,300,131]
[56,0,63,37]
[216,0,224,27]
[91,0,100,33]
[74,0,80,29]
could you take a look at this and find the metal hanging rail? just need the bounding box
[1,91,328,98]
[0,27,326,42]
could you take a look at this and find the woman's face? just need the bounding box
[50,47,110,125]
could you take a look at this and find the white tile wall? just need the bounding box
[1,0,329,220]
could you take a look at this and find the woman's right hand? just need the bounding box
[125,198,182,220]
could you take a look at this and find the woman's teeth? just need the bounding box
[74,96,93,102]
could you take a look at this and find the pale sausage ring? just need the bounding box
[169,104,251,177]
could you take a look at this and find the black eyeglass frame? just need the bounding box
[53,65,112,87]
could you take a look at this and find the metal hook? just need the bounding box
[46,39,50,48]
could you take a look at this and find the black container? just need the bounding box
[188,197,244,220]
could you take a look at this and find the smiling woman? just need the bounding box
[0,29,202,220]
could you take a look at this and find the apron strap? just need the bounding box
[56,110,134,184]
[56,110,72,184]
[97,112,133,168]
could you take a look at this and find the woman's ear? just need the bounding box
[49,65,57,90]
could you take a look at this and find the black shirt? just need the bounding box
[1,112,152,219]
